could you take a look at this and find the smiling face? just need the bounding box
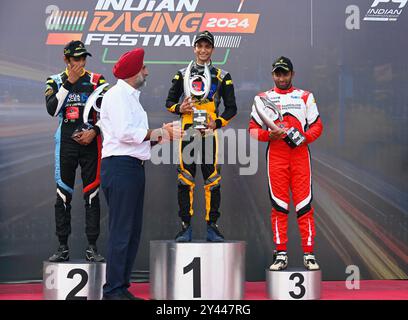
[193,40,214,65]
[272,69,295,90]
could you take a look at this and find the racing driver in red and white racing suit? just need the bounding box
[248,56,323,271]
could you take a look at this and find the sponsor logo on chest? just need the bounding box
[270,95,303,111]
[67,93,81,103]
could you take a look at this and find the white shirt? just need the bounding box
[100,79,151,160]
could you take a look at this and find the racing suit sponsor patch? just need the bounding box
[65,106,80,120]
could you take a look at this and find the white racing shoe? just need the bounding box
[269,251,288,271]
[303,253,320,270]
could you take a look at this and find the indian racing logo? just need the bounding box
[364,0,407,21]
[44,0,260,64]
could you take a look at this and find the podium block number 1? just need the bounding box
[183,257,201,298]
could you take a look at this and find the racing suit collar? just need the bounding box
[194,60,213,70]
[274,86,295,94]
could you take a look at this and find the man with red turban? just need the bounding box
[99,48,183,300]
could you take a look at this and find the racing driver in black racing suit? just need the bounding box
[45,40,107,262]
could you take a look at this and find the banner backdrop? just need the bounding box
[0,0,407,282]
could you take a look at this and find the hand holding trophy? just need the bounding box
[179,96,194,114]
[253,93,306,147]
[71,82,109,143]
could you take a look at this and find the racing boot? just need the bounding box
[86,244,105,262]
[269,251,288,271]
[175,222,192,242]
[206,222,225,242]
[303,252,320,270]
[49,244,69,262]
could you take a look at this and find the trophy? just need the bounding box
[183,60,211,130]
[71,83,109,140]
[253,94,306,147]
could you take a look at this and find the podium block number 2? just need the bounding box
[183,257,201,298]
[66,268,88,300]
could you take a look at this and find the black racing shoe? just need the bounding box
[175,222,192,242]
[206,222,225,242]
[86,245,105,262]
[49,245,69,262]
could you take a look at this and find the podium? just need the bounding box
[150,240,246,300]
[266,268,321,300]
[43,260,106,300]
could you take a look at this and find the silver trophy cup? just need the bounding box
[184,61,211,130]
[254,94,306,147]
[71,82,109,139]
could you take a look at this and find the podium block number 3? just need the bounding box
[183,257,201,298]
[289,273,306,299]
[66,269,88,300]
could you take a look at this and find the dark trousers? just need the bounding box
[54,137,101,244]
[101,156,145,296]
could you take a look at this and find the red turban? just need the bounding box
[113,48,145,79]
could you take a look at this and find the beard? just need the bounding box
[135,73,147,89]
[275,81,292,90]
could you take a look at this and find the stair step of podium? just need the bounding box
[150,240,246,300]
[43,260,106,300]
[266,268,322,300]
